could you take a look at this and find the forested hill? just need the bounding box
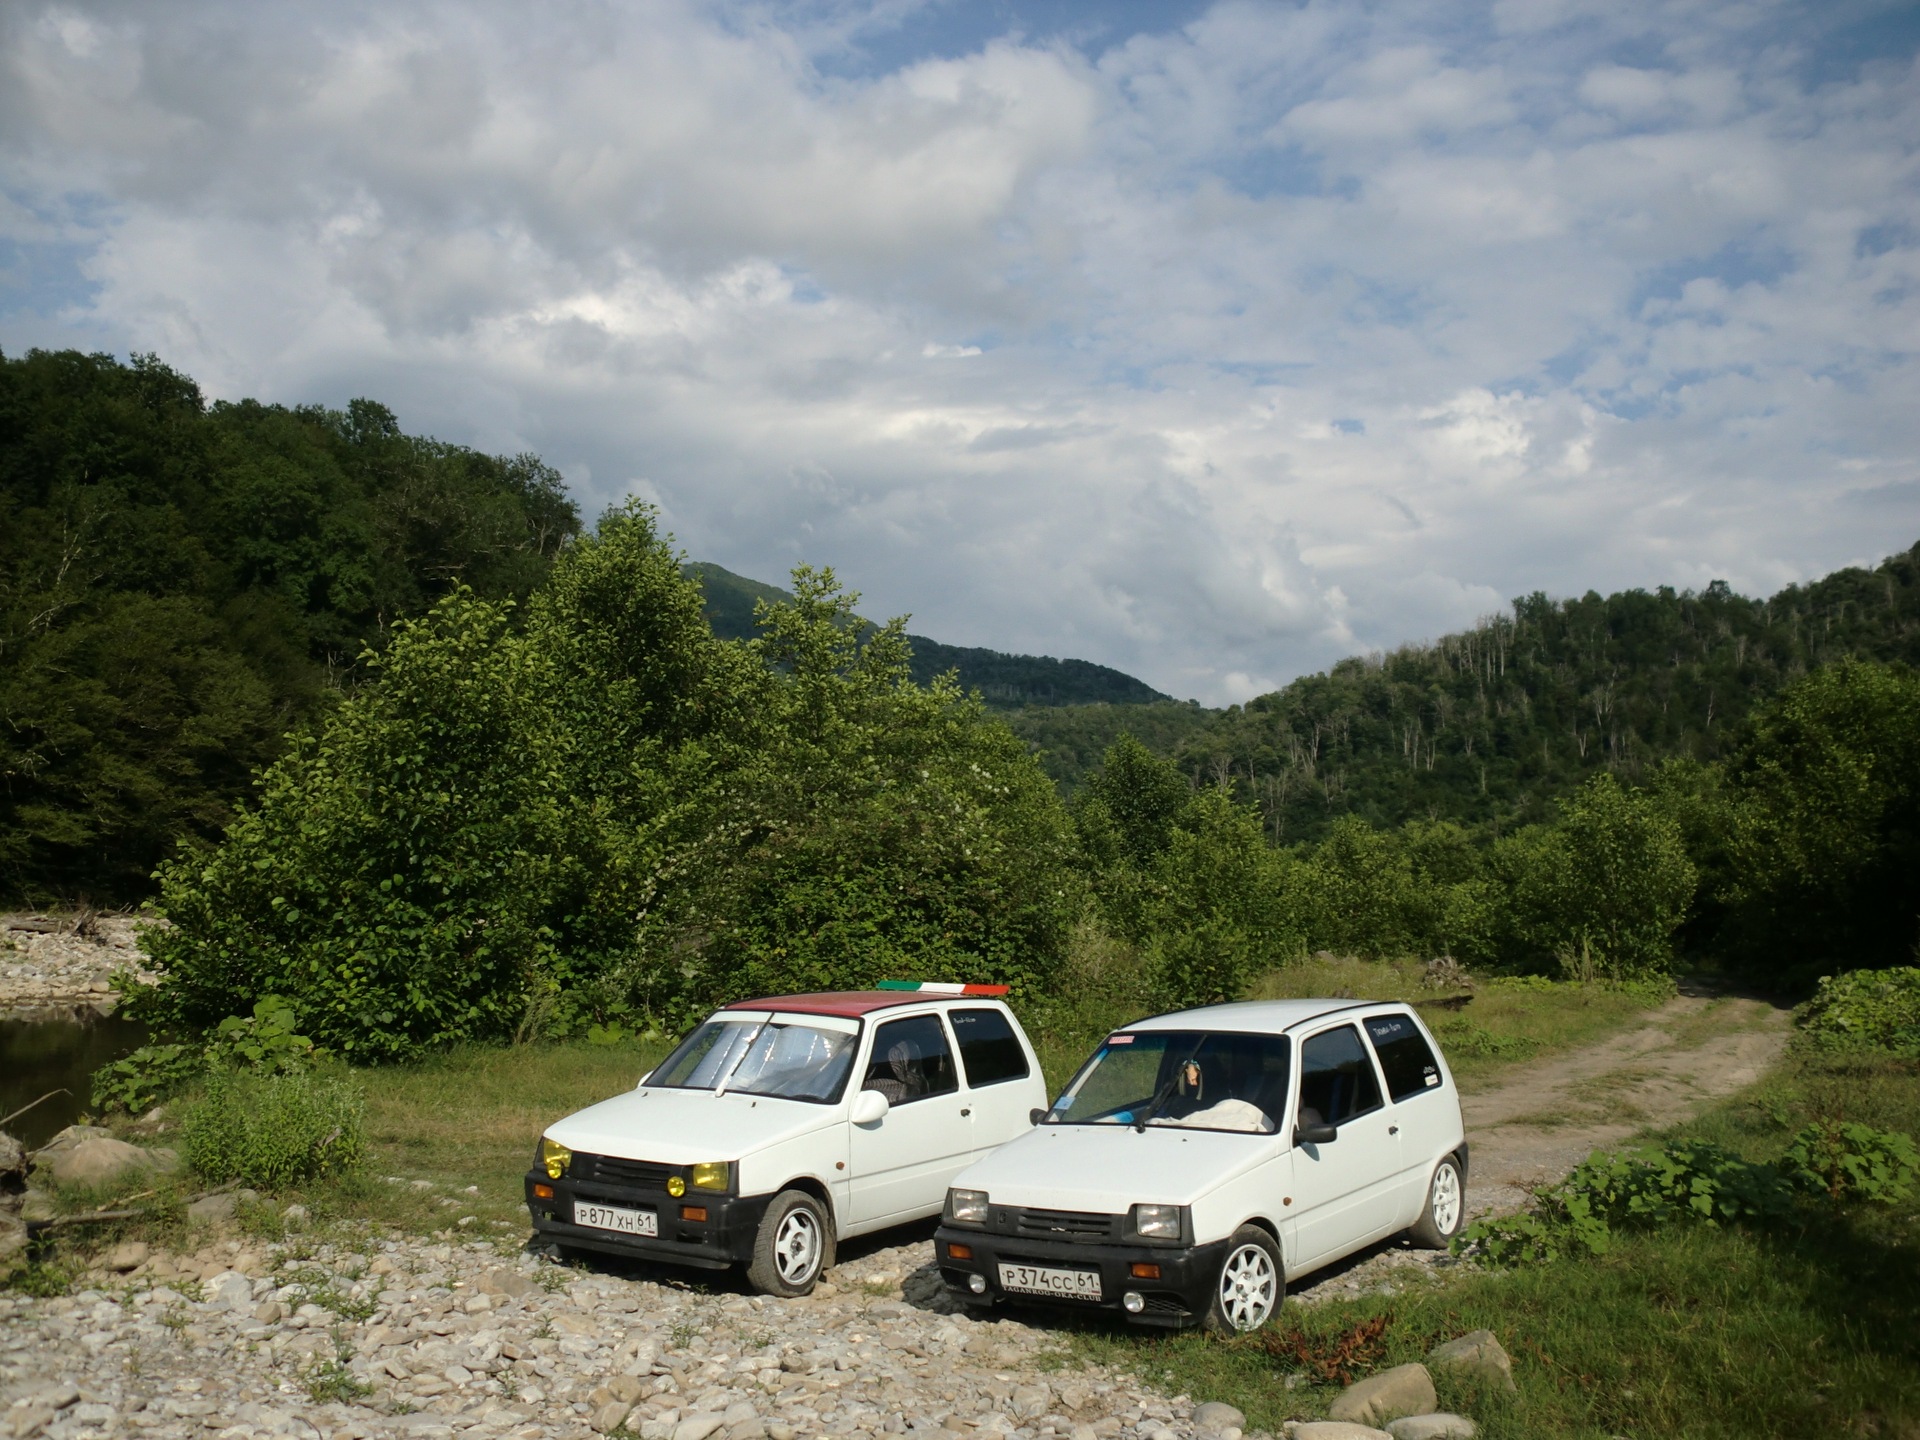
[0,348,579,900]
[687,562,1171,706]
[1115,544,1920,844]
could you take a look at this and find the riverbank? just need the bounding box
[1,915,158,1013]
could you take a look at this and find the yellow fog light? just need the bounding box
[667,1175,686,1198]
[540,1137,572,1180]
[690,1161,731,1192]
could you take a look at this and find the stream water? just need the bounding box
[0,1008,151,1150]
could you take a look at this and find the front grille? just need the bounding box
[572,1153,674,1190]
[1139,1293,1191,1318]
[1002,1206,1118,1241]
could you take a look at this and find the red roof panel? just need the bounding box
[724,990,933,1018]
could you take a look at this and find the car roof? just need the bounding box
[722,990,998,1019]
[1123,998,1396,1036]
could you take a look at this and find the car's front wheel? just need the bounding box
[1203,1225,1283,1335]
[746,1189,835,1297]
[1407,1154,1465,1249]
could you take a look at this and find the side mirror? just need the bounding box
[1029,1108,1047,1126]
[1294,1121,1338,1146]
[851,1089,891,1126]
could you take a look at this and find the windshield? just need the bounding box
[650,1019,858,1104]
[1046,1030,1290,1133]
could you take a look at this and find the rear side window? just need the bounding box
[950,1007,1030,1087]
[1298,1025,1383,1125]
[1364,1013,1443,1102]
[861,1015,958,1105]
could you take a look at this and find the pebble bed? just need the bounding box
[0,917,157,1010]
[1,1229,1285,1440]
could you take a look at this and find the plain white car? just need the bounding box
[526,989,1048,1295]
[934,999,1467,1332]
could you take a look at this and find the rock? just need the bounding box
[205,1269,254,1309]
[1292,1426,1393,1440]
[282,1203,310,1225]
[1011,1386,1052,1420]
[608,1375,651,1403]
[104,1240,150,1272]
[1327,1365,1437,1427]
[477,1268,537,1299]
[44,1134,176,1189]
[1194,1402,1247,1433]
[1385,1416,1478,1440]
[188,1192,240,1225]
[590,1402,633,1433]
[1426,1331,1516,1395]
[0,1129,24,1182]
[0,1212,27,1280]
[254,1300,286,1324]
[673,1416,725,1440]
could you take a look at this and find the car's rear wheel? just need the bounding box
[1407,1155,1465,1249]
[747,1189,835,1297]
[1203,1225,1283,1335]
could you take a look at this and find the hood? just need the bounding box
[544,1086,836,1165]
[952,1122,1279,1209]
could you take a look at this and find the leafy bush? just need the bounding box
[1779,1120,1918,1203]
[181,1066,366,1188]
[1459,1124,1918,1266]
[91,1043,205,1115]
[1792,967,1920,1058]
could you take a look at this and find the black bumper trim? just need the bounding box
[525,1171,772,1270]
[934,1224,1231,1328]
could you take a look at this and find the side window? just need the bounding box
[1364,1013,1443,1102]
[950,1007,1030,1087]
[1297,1025,1384,1126]
[860,1015,958,1105]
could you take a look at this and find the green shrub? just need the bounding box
[1459,1123,1917,1266]
[181,1067,367,1188]
[1792,967,1920,1058]
[1779,1120,1918,1203]
[91,1043,205,1114]
[91,996,319,1114]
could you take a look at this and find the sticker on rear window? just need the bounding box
[1107,1034,1135,1044]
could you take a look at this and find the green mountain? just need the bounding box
[686,562,1172,707]
[0,349,580,901]
[1110,543,1920,843]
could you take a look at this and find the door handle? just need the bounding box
[960,1108,971,1117]
[1388,1125,1400,1135]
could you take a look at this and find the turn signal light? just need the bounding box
[1129,1262,1162,1280]
[946,1242,973,1261]
[680,1205,709,1223]
[532,1183,555,1200]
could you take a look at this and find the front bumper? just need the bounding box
[525,1170,771,1271]
[933,1224,1229,1328]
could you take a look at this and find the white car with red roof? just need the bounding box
[934,998,1466,1333]
[525,985,1048,1295]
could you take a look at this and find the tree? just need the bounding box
[1719,661,1920,981]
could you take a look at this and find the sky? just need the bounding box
[2,0,1917,703]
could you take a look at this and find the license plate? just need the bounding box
[997,1262,1101,1300]
[574,1202,657,1237]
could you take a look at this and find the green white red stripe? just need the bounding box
[875,980,1010,996]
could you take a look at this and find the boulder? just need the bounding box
[1194,1403,1247,1435]
[187,1192,239,1225]
[43,1134,178,1190]
[104,1240,149,1272]
[1386,1417,1477,1440]
[1426,1331,1516,1395]
[1327,1365,1437,1427]
[589,1402,632,1434]
[1290,1425,1393,1440]
[0,1212,28,1281]
[0,1130,24,1186]
[204,1269,254,1309]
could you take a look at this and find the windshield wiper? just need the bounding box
[1133,1039,1206,1131]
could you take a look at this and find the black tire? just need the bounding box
[746,1189,836,1297]
[1407,1154,1466,1249]
[1202,1225,1284,1335]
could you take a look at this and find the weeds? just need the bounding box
[1251,1313,1396,1387]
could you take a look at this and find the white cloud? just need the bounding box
[2,0,1917,703]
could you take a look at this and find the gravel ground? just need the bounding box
[0,916,158,1011]
[2,1225,1270,1440]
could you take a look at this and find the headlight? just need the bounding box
[540,1137,572,1181]
[1131,1203,1181,1239]
[947,1188,989,1225]
[690,1161,731,1192]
